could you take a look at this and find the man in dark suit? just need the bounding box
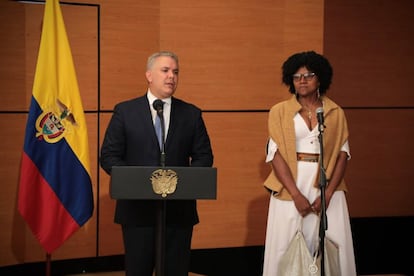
[100,51,214,276]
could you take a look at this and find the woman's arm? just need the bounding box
[311,151,348,212]
[272,151,314,217]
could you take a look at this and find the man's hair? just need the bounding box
[147,51,179,70]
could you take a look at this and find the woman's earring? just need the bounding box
[317,88,320,99]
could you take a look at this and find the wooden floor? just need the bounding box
[67,272,206,276]
[79,270,406,276]
[66,272,406,276]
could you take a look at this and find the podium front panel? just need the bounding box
[110,166,217,200]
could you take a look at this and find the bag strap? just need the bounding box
[294,215,324,274]
[296,214,323,256]
[296,216,303,232]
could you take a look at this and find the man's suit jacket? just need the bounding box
[100,94,214,226]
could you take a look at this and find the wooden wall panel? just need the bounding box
[0,2,98,111]
[344,109,414,217]
[324,0,414,107]
[99,1,160,110]
[0,114,28,265]
[65,5,99,111]
[98,114,123,256]
[0,1,28,111]
[324,0,414,218]
[192,112,271,248]
[159,0,324,110]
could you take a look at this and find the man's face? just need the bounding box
[146,56,179,99]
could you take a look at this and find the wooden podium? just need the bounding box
[110,166,217,276]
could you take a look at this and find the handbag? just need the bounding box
[277,217,341,276]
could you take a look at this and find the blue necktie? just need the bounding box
[154,114,162,149]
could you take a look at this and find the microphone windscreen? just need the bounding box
[316,107,324,114]
[153,99,164,112]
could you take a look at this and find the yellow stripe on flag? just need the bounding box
[33,0,90,173]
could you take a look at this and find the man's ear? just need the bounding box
[145,71,152,83]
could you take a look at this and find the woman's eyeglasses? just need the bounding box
[292,72,316,82]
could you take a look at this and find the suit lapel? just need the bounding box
[135,95,160,147]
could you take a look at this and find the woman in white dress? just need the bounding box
[262,51,357,276]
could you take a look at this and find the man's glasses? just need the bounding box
[292,72,316,82]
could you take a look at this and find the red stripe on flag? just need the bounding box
[18,152,80,253]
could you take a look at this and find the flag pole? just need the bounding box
[46,253,51,276]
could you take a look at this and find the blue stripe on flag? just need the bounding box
[23,97,93,226]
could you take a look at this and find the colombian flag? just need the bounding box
[18,0,94,254]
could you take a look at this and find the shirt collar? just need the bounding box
[147,89,172,106]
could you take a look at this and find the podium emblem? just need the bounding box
[150,169,178,197]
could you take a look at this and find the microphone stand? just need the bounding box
[155,110,166,276]
[318,120,327,276]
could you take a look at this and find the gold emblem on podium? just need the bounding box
[150,169,178,197]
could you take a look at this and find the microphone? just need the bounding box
[316,107,324,125]
[153,99,164,115]
[316,107,325,133]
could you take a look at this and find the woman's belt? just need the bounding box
[297,152,319,162]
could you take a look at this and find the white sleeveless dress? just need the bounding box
[262,114,357,276]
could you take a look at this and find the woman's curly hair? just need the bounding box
[282,51,333,95]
